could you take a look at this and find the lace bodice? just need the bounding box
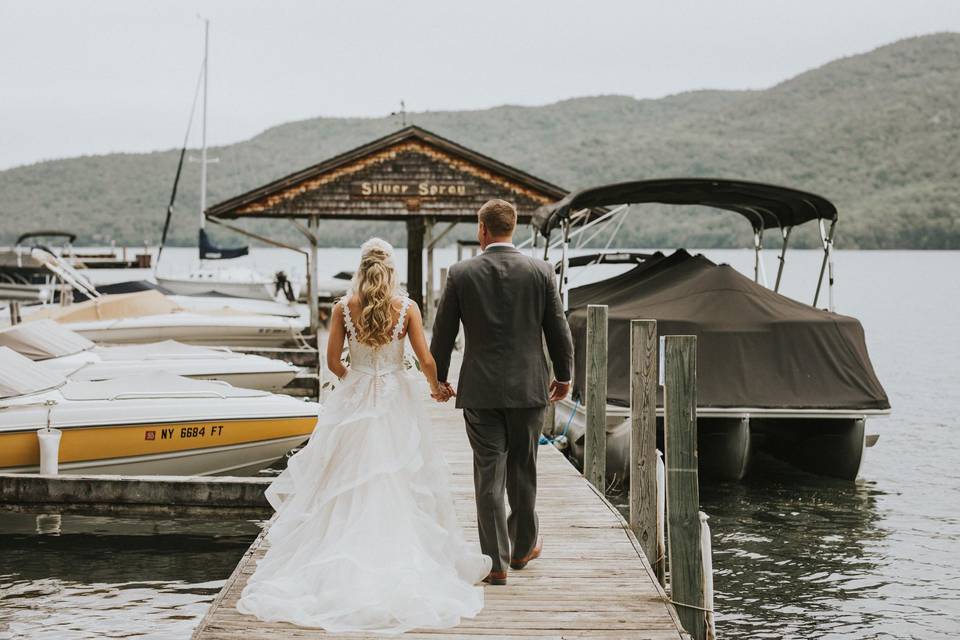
[341,296,411,377]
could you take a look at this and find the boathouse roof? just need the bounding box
[205,125,568,222]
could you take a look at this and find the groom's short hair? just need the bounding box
[478,199,517,237]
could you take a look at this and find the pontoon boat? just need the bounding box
[529,179,890,481]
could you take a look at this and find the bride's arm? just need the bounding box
[405,303,443,397]
[326,302,349,380]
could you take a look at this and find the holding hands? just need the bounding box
[431,381,456,403]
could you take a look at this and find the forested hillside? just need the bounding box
[1,33,958,249]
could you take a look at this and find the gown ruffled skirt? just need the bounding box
[236,363,491,634]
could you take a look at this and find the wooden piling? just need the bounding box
[664,335,706,640]
[629,319,661,583]
[584,304,608,492]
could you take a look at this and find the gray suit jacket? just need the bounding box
[430,245,574,409]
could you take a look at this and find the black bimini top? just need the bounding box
[532,178,838,236]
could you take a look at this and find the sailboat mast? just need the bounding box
[199,18,209,231]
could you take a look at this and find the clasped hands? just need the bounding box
[431,380,570,403]
[431,381,456,403]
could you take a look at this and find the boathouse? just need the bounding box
[205,126,569,331]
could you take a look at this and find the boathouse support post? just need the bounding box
[307,217,320,335]
[8,301,21,325]
[584,304,608,492]
[406,218,426,312]
[424,220,435,326]
[629,319,660,580]
[425,221,457,326]
[664,335,707,640]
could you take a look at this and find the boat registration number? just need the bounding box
[145,425,225,441]
[180,425,223,438]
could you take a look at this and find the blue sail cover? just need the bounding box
[199,229,249,260]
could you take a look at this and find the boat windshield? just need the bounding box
[0,347,65,398]
[0,319,94,360]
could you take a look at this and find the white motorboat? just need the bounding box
[169,293,303,318]
[24,290,306,347]
[0,320,298,392]
[0,347,318,476]
[156,265,278,301]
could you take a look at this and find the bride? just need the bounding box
[236,238,492,633]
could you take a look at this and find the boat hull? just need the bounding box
[0,416,316,477]
[156,276,275,301]
[191,370,298,393]
[63,316,304,347]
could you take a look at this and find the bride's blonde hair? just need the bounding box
[350,238,399,347]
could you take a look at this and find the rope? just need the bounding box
[539,398,579,445]
[669,599,715,614]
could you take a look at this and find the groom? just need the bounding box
[430,199,574,585]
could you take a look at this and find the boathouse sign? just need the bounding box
[350,181,473,197]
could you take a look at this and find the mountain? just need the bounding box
[1,33,958,249]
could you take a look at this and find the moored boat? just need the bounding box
[0,319,299,392]
[0,347,318,476]
[23,290,306,347]
[531,179,891,481]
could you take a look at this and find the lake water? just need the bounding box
[1,247,958,638]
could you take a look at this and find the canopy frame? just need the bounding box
[530,178,840,309]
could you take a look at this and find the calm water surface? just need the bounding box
[1,248,958,639]
[0,514,260,639]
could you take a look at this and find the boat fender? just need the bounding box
[700,511,716,640]
[37,401,62,475]
[657,449,666,571]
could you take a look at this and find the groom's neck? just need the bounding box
[482,235,514,250]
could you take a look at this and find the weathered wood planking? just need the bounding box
[663,336,705,640]
[192,381,688,639]
[630,319,662,584]
[584,304,608,492]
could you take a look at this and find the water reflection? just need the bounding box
[0,512,260,640]
[700,459,886,639]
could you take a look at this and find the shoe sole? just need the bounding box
[511,540,543,570]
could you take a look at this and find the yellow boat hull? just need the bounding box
[0,416,317,476]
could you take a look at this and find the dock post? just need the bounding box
[664,335,706,640]
[307,216,320,334]
[584,304,608,492]
[629,319,660,579]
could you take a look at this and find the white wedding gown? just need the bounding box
[236,297,491,634]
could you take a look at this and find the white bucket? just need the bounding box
[37,428,63,475]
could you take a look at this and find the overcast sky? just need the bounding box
[2,0,958,170]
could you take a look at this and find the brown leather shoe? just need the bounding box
[510,536,543,570]
[482,570,507,586]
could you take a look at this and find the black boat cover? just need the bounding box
[199,229,249,260]
[567,250,889,411]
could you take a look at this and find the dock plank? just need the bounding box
[193,392,687,639]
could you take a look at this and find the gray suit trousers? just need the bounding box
[463,406,544,573]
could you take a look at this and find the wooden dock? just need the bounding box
[192,398,688,639]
